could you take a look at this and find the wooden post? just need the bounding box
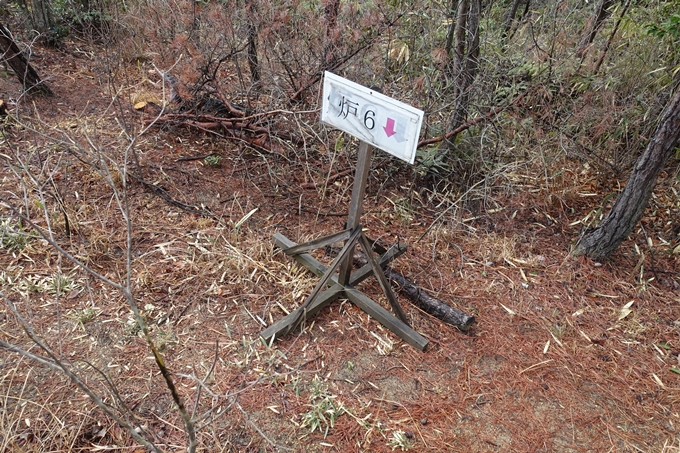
[338,141,373,285]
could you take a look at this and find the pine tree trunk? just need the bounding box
[574,88,680,259]
[0,23,51,94]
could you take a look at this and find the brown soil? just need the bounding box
[1,43,679,453]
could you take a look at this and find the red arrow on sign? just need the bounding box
[384,118,396,137]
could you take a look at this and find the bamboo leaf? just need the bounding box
[618,300,634,321]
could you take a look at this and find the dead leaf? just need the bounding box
[618,301,634,321]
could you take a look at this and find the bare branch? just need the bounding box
[1,292,164,453]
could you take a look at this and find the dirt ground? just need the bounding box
[1,43,680,453]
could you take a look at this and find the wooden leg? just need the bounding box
[267,232,427,351]
[345,288,428,351]
[281,229,352,256]
[260,285,344,343]
[359,232,409,324]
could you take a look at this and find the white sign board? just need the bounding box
[321,71,424,164]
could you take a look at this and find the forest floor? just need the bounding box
[1,42,680,453]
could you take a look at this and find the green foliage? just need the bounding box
[300,376,345,437]
[507,60,542,80]
[646,14,680,40]
[47,272,75,296]
[388,196,414,225]
[51,0,113,24]
[0,271,80,299]
[204,154,222,168]
[0,217,36,251]
[68,307,99,329]
[415,147,450,176]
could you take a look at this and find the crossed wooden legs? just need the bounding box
[260,227,428,351]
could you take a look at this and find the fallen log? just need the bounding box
[354,253,476,331]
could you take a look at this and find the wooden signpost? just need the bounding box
[261,72,428,351]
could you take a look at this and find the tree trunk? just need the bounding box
[245,0,260,87]
[576,0,617,57]
[444,0,457,56]
[574,88,680,259]
[30,0,55,33]
[0,24,51,94]
[441,0,481,151]
[502,0,530,39]
[322,0,341,68]
[450,0,468,80]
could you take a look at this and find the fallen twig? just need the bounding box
[301,168,354,190]
[128,172,214,218]
[176,154,216,162]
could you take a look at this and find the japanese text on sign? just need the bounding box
[321,72,424,164]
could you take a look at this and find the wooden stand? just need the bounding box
[261,142,428,351]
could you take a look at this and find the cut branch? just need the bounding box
[417,89,526,149]
[138,108,305,154]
